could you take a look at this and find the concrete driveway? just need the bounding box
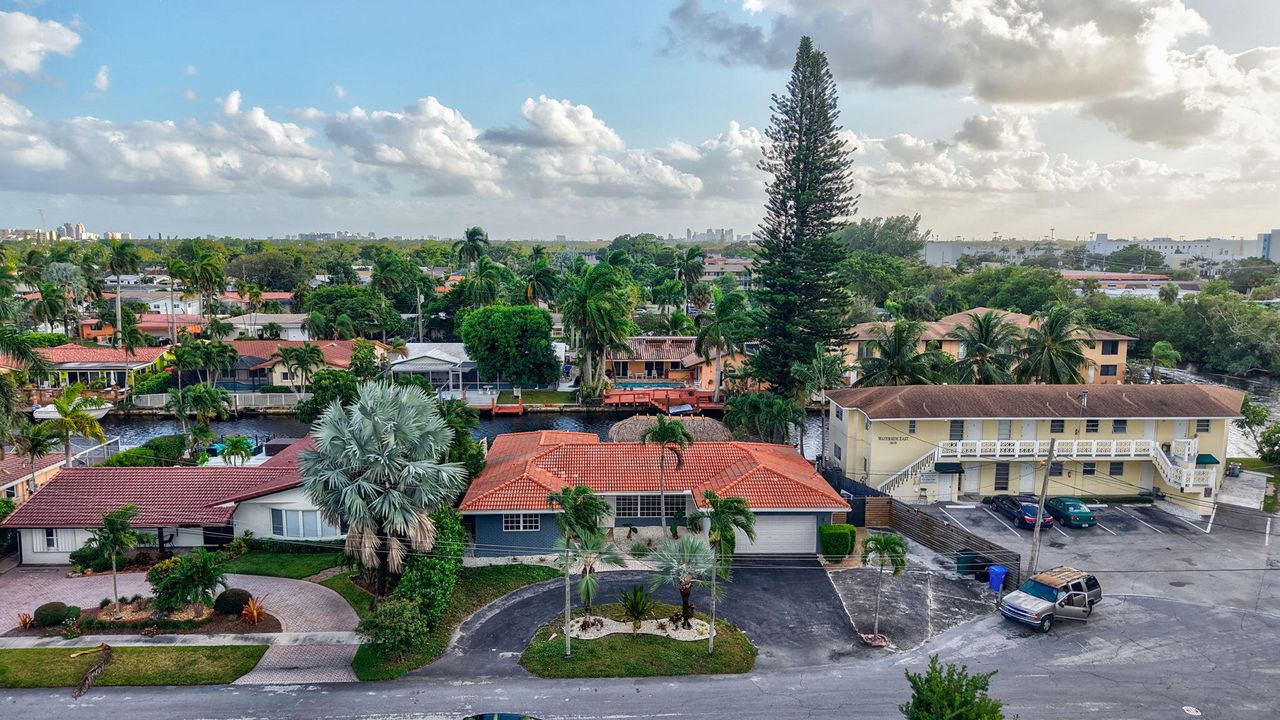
[421,556,857,678]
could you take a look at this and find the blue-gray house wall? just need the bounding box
[473,513,562,557]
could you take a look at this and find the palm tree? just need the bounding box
[559,264,633,396]
[790,343,851,466]
[259,322,283,340]
[648,536,716,629]
[561,532,624,617]
[1148,340,1181,383]
[42,384,107,466]
[0,324,44,373]
[546,485,613,542]
[675,246,706,309]
[166,258,190,341]
[453,226,490,269]
[723,391,803,444]
[13,419,60,482]
[467,256,505,306]
[197,340,238,386]
[855,321,947,387]
[183,384,233,426]
[665,312,695,336]
[293,342,324,391]
[332,313,356,340]
[861,532,909,644]
[188,246,225,326]
[303,311,330,341]
[300,381,468,595]
[688,491,755,654]
[41,263,86,337]
[164,387,192,435]
[1015,305,1095,384]
[29,281,67,335]
[189,422,216,458]
[221,435,254,466]
[85,505,141,619]
[522,259,558,305]
[104,240,141,348]
[946,311,1022,385]
[695,290,747,403]
[171,343,202,391]
[234,279,264,334]
[271,346,303,396]
[640,416,694,529]
[688,282,714,312]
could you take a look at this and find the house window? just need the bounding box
[1112,420,1128,434]
[1195,419,1211,433]
[615,495,684,518]
[1050,419,1065,434]
[908,420,917,434]
[1109,462,1125,476]
[42,528,72,552]
[1049,461,1063,477]
[3,485,14,498]
[1082,462,1096,476]
[615,496,638,517]
[1085,419,1099,433]
[834,406,843,421]
[1101,340,1120,356]
[502,514,541,532]
[833,444,842,461]
[270,509,341,539]
[994,463,1010,492]
[949,420,964,441]
[1100,365,1118,377]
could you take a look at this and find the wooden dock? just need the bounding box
[602,387,721,414]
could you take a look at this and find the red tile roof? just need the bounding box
[135,313,205,330]
[36,343,169,365]
[459,431,846,512]
[0,450,65,489]
[226,340,383,370]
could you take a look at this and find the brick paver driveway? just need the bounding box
[0,568,359,683]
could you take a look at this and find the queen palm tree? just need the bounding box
[221,435,254,466]
[790,342,852,466]
[452,226,490,270]
[42,384,107,466]
[861,532,908,645]
[695,289,747,403]
[946,311,1022,385]
[1015,305,1095,384]
[649,536,716,629]
[855,321,947,387]
[675,246,706,309]
[85,505,141,619]
[640,416,694,529]
[688,491,755,654]
[105,240,141,348]
[300,382,468,595]
[558,263,633,396]
[1148,340,1181,383]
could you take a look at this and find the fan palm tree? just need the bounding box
[1148,340,1181,383]
[522,259,558,305]
[790,342,851,466]
[85,505,141,619]
[299,382,468,595]
[946,311,1022,385]
[560,532,625,617]
[104,240,141,348]
[855,321,947,387]
[695,290,747,403]
[221,435,254,466]
[640,416,694,528]
[675,246,706,308]
[1015,305,1095,384]
[452,226,490,269]
[42,384,107,466]
[649,536,716,629]
[688,491,755,654]
[861,532,909,644]
[558,263,633,396]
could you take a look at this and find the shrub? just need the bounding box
[146,558,182,610]
[241,595,268,624]
[98,598,112,609]
[214,588,253,616]
[66,606,82,620]
[70,544,114,573]
[99,447,156,467]
[147,549,228,612]
[629,541,650,559]
[224,532,252,559]
[357,600,430,660]
[246,536,344,554]
[257,384,291,393]
[33,602,68,628]
[131,371,177,395]
[819,524,856,563]
[618,585,655,632]
[391,508,466,628]
[142,434,187,465]
[21,332,70,348]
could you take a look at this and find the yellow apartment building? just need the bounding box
[844,308,1134,384]
[823,384,1243,516]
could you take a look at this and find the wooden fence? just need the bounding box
[864,496,1022,591]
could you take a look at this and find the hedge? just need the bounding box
[131,371,177,395]
[819,524,856,563]
[257,385,292,393]
[21,332,70,348]
[246,537,345,554]
[391,508,467,628]
[100,435,188,467]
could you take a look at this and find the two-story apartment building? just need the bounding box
[844,308,1134,384]
[824,384,1244,516]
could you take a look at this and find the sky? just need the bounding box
[0,0,1278,242]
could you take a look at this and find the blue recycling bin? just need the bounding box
[988,564,1008,591]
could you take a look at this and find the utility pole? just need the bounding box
[1028,437,1056,576]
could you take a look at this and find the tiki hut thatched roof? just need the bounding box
[607,414,734,443]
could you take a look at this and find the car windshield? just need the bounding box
[1018,579,1058,603]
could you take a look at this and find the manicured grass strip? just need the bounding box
[520,602,756,678]
[319,572,376,621]
[497,390,577,405]
[0,646,266,687]
[221,551,342,579]
[1230,457,1278,513]
[353,563,560,681]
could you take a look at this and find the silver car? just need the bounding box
[999,566,1101,632]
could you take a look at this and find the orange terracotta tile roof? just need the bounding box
[459,431,846,512]
[36,343,169,366]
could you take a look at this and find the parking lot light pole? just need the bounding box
[1028,437,1057,576]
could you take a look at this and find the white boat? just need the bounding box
[32,403,114,420]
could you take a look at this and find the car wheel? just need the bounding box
[1039,615,1053,633]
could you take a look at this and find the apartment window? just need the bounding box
[834,406,843,421]
[1049,461,1064,477]
[1101,340,1120,356]
[1100,365,1118,377]
[1050,419,1065,434]
[994,463,1010,492]
[1195,419,1211,433]
[270,509,341,539]
[1085,419,1099,434]
[863,457,869,473]
[501,513,541,532]
[997,420,1012,441]
[949,420,964,441]
[833,444,842,461]
[1109,462,1125,477]
[1112,420,1128,434]
[908,420,917,434]
[1082,462,1096,476]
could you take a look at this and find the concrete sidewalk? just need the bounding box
[0,631,360,649]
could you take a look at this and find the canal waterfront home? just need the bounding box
[824,384,1243,515]
[607,336,699,384]
[24,343,171,400]
[223,339,387,390]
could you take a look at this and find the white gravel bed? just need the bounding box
[567,615,710,641]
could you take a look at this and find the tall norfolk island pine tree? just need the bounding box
[752,36,857,397]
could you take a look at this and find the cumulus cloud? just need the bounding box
[93,65,109,93]
[954,112,1038,152]
[483,95,624,150]
[0,11,80,75]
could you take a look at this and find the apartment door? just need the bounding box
[1173,419,1188,438]
[1020,419,1037,447]
[935,473,952,502]
[1018,462,1036,493]
[963,421,982,494]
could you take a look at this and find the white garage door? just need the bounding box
[735,515,816,555]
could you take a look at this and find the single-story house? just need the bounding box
[388,343,480,391]
[459,431,849,556]
[1,438,330,565]
[0,450,66,504]
[31,343,170,393]
[225,313,311,341]
[223,339,386,390]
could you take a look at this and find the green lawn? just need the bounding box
[352,563,560,681]
[0,646,266,687]
[497,390,577,405]
[1229,457,1278,513]
[320,572,377,621]
[520,602,757,678]
[221,551,343,579]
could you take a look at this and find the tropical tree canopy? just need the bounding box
[855,321,949,387]
[946,311,1022,385]
[1015,305,1095,384]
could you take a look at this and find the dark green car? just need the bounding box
[1046,497,1096,528]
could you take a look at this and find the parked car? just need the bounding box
[991,494,1054,529]
[1045,497,1096,528]
[999,566,1102,632]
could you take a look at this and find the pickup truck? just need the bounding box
[998,566,1101,632]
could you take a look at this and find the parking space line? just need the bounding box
[1267,518,1272,547]
[1206,508,1217,533]
[1052,524,1068,537]
[1095,522,1118,536]
[939,508,971,532]
[1115,506,1163,533]
[1175,515,1210,534]
[983,508,1022,538]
